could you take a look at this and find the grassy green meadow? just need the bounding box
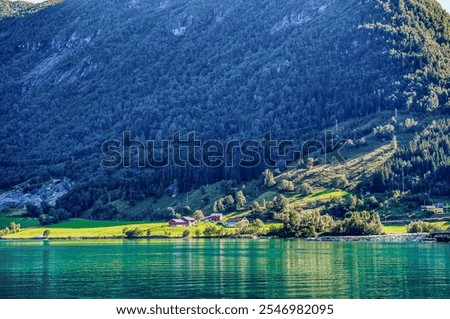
[5,220,217,238]
[383,221,450,234]
[4,219,283,239]
[0,217,40,229]
[2,217,448,239]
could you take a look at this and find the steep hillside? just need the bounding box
[0,0,62,18]
[0,0,449,218]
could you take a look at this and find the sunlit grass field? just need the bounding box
[3,217,448,238]
[4,219,283,239]
[383,221,450,234]
[286,189,351,206]
[303,189,351,201]
[6,220,216,238]
[383,224,408,234]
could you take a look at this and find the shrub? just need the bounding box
[404,118,418,130]
[124,228,143,239]
[193,210,204,221]
[203,225,218,237]
[331,211,383,236]
[234,219,265,236]
[182,230,191,238]
[406,221,442,233]
[235,219,250,236]
[213,195,236,213]
[224,195,235,207]
[331,176,349,189]
[165,207,177,219]
[346,139,355,149]
[8,222,20,233]
[252,219,265,235]
[373,124,395,139]
[39,214,52,226]
[305,158,315,168]
[278,179,295,192]
[278,209,335,238]
[299,182,313,196]
[355,137,367,147]
[0,227,11,236]
[235,191,247,210]
[263,169,276,187]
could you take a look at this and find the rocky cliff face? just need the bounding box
[0,178,73,210]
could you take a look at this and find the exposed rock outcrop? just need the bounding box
[0,178,73,210]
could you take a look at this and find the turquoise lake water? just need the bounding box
[0,239,449,298]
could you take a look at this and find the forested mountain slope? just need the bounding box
[0,0,448,217]
[0,0,62,18]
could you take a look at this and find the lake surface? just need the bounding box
[0,239,449,299]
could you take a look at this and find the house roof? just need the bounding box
[210,213,223,217]
[182,216,196,221]
[169,219,186,223]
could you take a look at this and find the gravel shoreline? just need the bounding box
[0,234,436,242]
[307,233,430,242]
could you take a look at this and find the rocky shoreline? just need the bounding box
[1,233,436,242]
[307,233,431,242]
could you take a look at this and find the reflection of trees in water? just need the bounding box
[1,241,450,298]
[41,241,50,298]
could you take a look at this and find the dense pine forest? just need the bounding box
[0,0,448,223]
[371,118,449,195]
